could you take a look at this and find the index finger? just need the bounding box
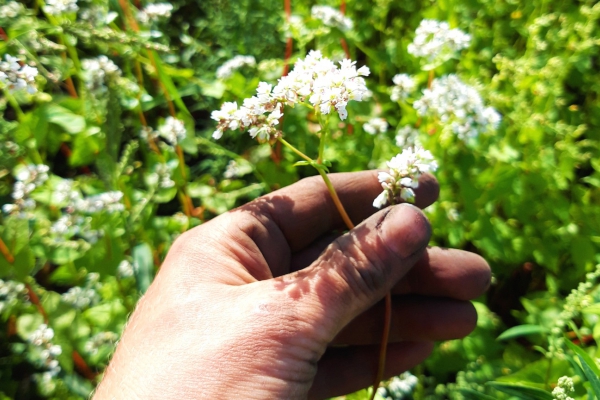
[238,170,439,252]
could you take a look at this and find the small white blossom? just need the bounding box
[413,74,501,139]
[216,55,256,80]
[0,279,28,314]
[117,260,134,278]
[311,5,353,31]
[407,20,471,63]
[395,125,421,148]
[378,372,419,400]
[61,286,100,309]
[390,74,416,101]
[363,118,389,135]
[157,116,187,144]
[0,2,26,19]
[137,2,173,24]
[374,146,438,208]
[81,56,121,90]
[84,331,118,355]
[74,191,125,214]
[44,0,78,15]
[0,54,39,94]
[3,164,49,217]
[29,324,62,377]
[552,376,575,400]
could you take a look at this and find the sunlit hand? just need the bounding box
[94,170,490,399]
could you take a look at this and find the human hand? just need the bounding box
[94,170,490,399]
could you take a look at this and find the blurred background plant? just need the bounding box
[0,0,599,398]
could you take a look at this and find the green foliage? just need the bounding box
[1,0,599,398]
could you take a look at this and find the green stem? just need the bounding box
[5,91,25,120]
[317,118,328,164]
[277,137,313,163]
[316,168,354,230]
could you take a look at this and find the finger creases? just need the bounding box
[290,204,431,337]
[332,295,478,346]
[238,170,439,252]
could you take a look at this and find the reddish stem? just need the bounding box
[25,284,48,323]
[73,350,98,380]
[0,27,8,41]
[0,237,14,264]
[370,293,392,400]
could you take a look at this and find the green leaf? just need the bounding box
[581,304,600,315]
[497,324,547,341]
[577,355,600,398]
[564,339,600,377]
[486,382,553,400]
[133,243,154,294]
[456,388,498,400]
[16,313,44,341]
[45,103,86,134]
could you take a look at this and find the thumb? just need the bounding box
[298,203,431,340]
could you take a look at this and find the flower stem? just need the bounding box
[0,237,14,264]
[370,293,392,400]
[316,169,354,230]
[278,137,313,163]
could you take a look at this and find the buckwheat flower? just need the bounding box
[0,54,39,94]
[395,125,421,148]
[374,146,438,208]
[390,74,416,101]
[0,2,25,19]
[413,74,501,139]
[117,260,134,278]
[311,5,353,31]
[44,0,78,15]
[378,372,419,399]
[74,191,125,214]
[0,279,28,314]
[552,376,575,400]
[81,56,121,90]
[407,20,470,62]
[216,55,256,80]
[61,286,100,309]
[29,324,62,377]
[84,331,118,355]
[137,2,173,24]
[157,116,187,144]
[363,118,389,135]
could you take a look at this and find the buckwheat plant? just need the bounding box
[311,5,353,31]
[216,55,257,80]
[552,376,575,400]
[407,19,471,70]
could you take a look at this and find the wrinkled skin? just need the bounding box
[94,171,490,399]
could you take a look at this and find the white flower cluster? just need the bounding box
[414,74,501,139]
[363,118,389,135]
[81,56,121,90]
[377,372,419,400]
[61,273,101,309]
[407,20,471,62]
[73,191,125,214]
[84,331,118,355]
[44,0,78,15]
[390,74,416,102]
[0,54,39,94]
[3,164,49,216]
[50,214,102,244]
[395,125,421,148]
[0,2,25,19]
[117,260,135,278]
[311,5,353,31]
[216,55,256,79]
[373,146,438,208]
[148,163,175,189]
[552,376,575,400]
[29,324,62,377]
[212,51,370,141]
[157,116,187,145]
[137,3,173,24]
[0,279,28,314]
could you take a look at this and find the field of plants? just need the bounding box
[1,0,600,398]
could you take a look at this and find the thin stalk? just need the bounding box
[5,91,25,120]
[278,137,313,163]
[316,169,354,230]
[0,237,14,264]
[369,293,392,400]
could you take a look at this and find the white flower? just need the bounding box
[311,5,353,31]
[137,3,173,24]
[84,331,118,355]
[374,146,438,208]
[363,118,389,135]
[81,56,121,90]
[61,286,100,309]
[212,51,369,140]
[29,324,62,376]
[157,116,187,144]
[552,377,575,400]
[0,2,25,19]
[390,74,416,101]
[44,0,78,15]
[216,55,256,79]
[407,20,471,62]
[0,54,38,94]
[413,74,501,139]
[395,125,421,148]
[117,260,134,278]
[74,191,125,214]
